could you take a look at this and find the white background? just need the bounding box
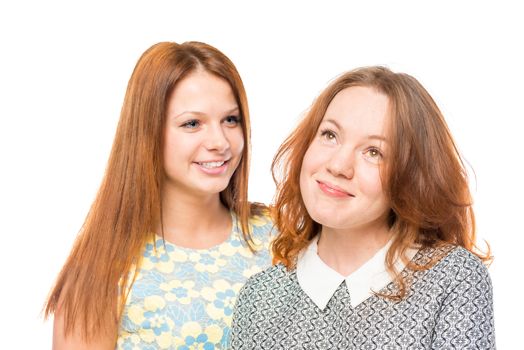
[1,1,522,348]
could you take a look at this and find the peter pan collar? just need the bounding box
[296,236,418,310]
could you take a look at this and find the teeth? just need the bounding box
[199,161,225,169]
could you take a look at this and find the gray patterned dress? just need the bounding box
[230,245,495,349]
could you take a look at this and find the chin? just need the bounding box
[308,209,336,227]
[309,207,356,229]
[190,180,229,195]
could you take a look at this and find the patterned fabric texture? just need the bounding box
[116,212,274,350]
[230,245,495,349]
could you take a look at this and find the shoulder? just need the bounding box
[244,263,290,287]
[237,264,292,298]
[417,245,492,290]
[438,246,489,275]
[248,206,274,229]
[246,207,278,243]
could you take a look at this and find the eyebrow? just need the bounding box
[322,118,388,142]
[368,135,388,142]
[322,118,342,130]
[174,106,239,119]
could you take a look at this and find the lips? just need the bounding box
[194,159,230,175]
[316,180,354,198]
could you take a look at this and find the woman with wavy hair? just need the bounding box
[230,66,495,349]
[44,41,274,349]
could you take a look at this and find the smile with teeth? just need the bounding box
[197,160,227,169]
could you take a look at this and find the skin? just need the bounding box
[53,70,244,348]
[299,86,391,276]
[160,69,244,249]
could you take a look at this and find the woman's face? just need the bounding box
[299,86,391,231]
[163,70,244,198]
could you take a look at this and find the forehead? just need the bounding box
[323,86,390,134]
[168,70,236,112]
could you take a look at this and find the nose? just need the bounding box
[326,148,355,179]
[205,124,230,153]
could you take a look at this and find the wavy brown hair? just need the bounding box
[271,66,491,298]
[44,41,259,341]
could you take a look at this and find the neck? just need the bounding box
[158,184,231,249]
[317,221,390,277]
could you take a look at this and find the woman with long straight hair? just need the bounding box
[45,41,274,349]
[230,66,495,349]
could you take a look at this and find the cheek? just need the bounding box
[299,149,314,188]
[299,146,321,199]
[299,167,308,196]
[163,141,182,175]
[358,165,385,198]
[301,143,324,174]
[163,131,195,170]
[228,128,245,154]
[236,132,245,154]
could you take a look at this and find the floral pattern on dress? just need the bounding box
[175,322,223,349]
[201,279,244,321]
[117,211,274,349]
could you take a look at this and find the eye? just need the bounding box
[224,115,241,126]
[181,119,200,129]
[364,147,383,162]
[320,129,337,144]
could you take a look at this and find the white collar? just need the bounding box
[296,236,418,310]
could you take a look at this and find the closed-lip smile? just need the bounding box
[316,180,354,198]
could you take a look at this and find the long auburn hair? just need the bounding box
[45,41,258,341]
[271,66,491,298]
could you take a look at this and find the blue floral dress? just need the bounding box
[116,211,274,349]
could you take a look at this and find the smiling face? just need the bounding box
[299,86,391,232]
[163,70,244,198]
